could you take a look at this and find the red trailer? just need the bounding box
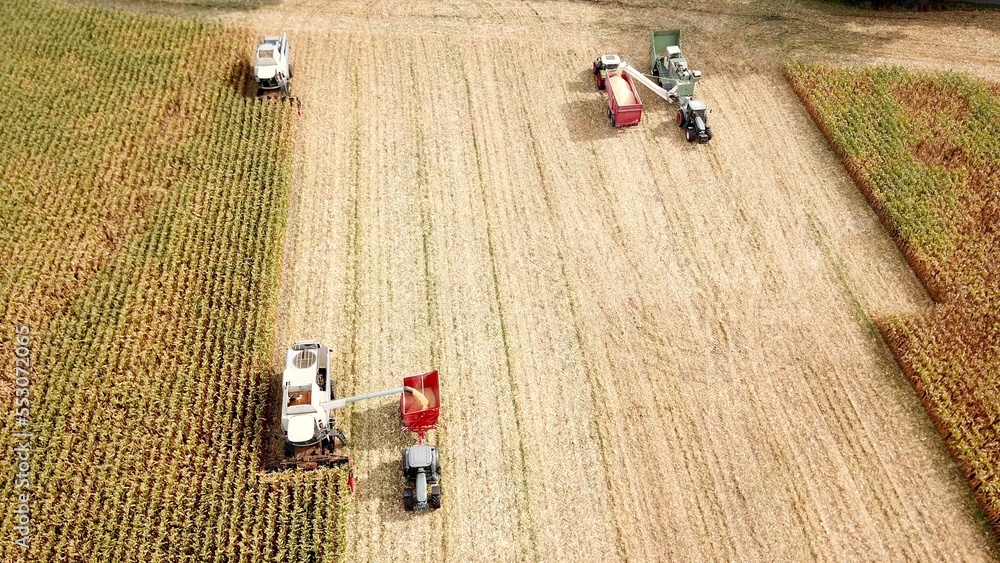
[593,54,643,128]
[401,370,440,442]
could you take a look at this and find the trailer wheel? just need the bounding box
[429,485,442,509]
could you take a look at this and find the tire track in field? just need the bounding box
[520,108,626,561]
[456,48,541,562]
[403,39,449,560]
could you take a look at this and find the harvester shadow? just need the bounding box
[257,367,286,469]
[347,401,411,453]
[228,59,257,99]
[348,402,427,522]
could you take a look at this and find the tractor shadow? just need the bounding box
[568,68,597,93]
[348,402,431,522]
[359,458,429,523]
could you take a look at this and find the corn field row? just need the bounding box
[0,1,343,561]
[787,61,1000,536]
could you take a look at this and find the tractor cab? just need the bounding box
[402,444,441,512]
[592,54,624,90]
[677,98,712,144]
[687,99,707,119]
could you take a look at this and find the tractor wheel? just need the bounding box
[429,488,442,510]
[685,128,696,143]
[592,61,598,75]
[676,110,686,129]
[652,65,659,77]
[283,441,295,457]
[402,488,415,511]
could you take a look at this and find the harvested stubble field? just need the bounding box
[224,0,1000,561]
[788,62,1000,538]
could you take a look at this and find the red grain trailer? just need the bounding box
[593,54,643,128]
[401,370,440,441]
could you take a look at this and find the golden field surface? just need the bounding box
[232,0,1000,560]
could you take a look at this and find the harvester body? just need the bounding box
[650,29,702,99]
[254,33,292,96]
[281,340,336,446]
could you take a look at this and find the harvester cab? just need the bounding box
[254,33,292,96]
[281,341,343,449]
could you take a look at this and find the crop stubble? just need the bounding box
[249,1,1000,561]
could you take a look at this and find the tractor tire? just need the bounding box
[704,127,713,143]
[652,65,659,77]
[676,110,686,129]
[429,488,442,510]
[685,128,696,143]
[403,488,415,511]
[592,61,598,75]
[283,441,295,458]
